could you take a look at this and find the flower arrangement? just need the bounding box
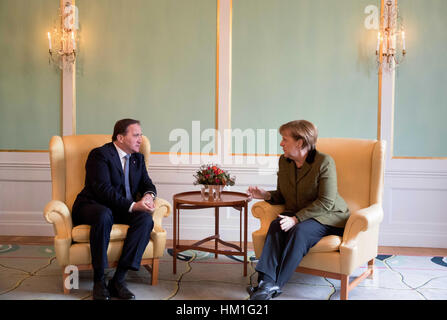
[193,164,236,186]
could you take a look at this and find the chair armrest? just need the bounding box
[339,203,384,274]
[150,227,167,258]
[150,197,171,257]
[43,200,73,266]
[251,201,285,234]
[251,201,285,258]
[43,200,73,240]
[342,203,383,246]
[152,197,171,229]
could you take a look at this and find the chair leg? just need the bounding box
[151,258,159,286]
[367,258,375,279]
[62,269,70,295]
[340,275,349,300]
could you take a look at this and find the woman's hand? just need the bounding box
[246,186,268,200]
[278,214,298,232]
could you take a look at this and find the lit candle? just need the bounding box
[392,34,397,50]
[71,31,76,50]
[47,32,52,50]
[402,31,406,51]
[376,32,381,53]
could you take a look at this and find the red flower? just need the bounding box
[194,164,236,186]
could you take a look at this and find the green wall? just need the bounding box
[1,0,446,158]
[394,0,447,157]
[76,0,217,153]
[0,0,60,150]
[232,0,379,154]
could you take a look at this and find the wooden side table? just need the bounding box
[172,191,252,276]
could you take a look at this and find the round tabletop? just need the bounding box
[173,191,252,206]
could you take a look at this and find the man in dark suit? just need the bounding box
[72,118,157,300]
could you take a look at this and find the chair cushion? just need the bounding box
[72,224,129,243]
[308,235,342,253]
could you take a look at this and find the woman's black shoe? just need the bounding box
[246,284,258,297]
[249,280,281,300]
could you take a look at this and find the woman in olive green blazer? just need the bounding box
[247,120,350,300]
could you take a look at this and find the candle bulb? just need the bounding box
[71,31,76,50]
[402,31,406,52]
[376,32,381,53]
[47,32,52,51]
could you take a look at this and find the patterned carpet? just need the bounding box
[1,244,446,300]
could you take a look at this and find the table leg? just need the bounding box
[215,207,219,259]
[244,202,248,277]
[173,201,177,274]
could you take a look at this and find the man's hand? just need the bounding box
[132,195,155,213]
[142,193,156,211]
[246,186,269,200]
[278,214,298,232]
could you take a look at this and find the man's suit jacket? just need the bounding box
[73,142,156,214]
[267,149,349,228]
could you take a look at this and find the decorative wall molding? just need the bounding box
[386,170,447,178]
[1,156,446,248]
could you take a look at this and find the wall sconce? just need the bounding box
[47,1,78,70]
[376,0,406,71]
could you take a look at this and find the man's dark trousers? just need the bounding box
[73,202,153,271]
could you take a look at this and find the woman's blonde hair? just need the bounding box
[279,120,318,151]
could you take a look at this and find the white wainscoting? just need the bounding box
[380,169,447,248]
[0,152,53,236]
[1,152,446,248]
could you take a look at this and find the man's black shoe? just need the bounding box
[107,279,135,300]
[249,280,281,300]
[93,281,111,300]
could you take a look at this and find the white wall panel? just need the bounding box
[1,153,447,248]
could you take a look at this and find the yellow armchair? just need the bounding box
[43,135,171,294]
[251,138,386,300]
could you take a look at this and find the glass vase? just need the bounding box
[200,185,210,201]
[200,185,224,201]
